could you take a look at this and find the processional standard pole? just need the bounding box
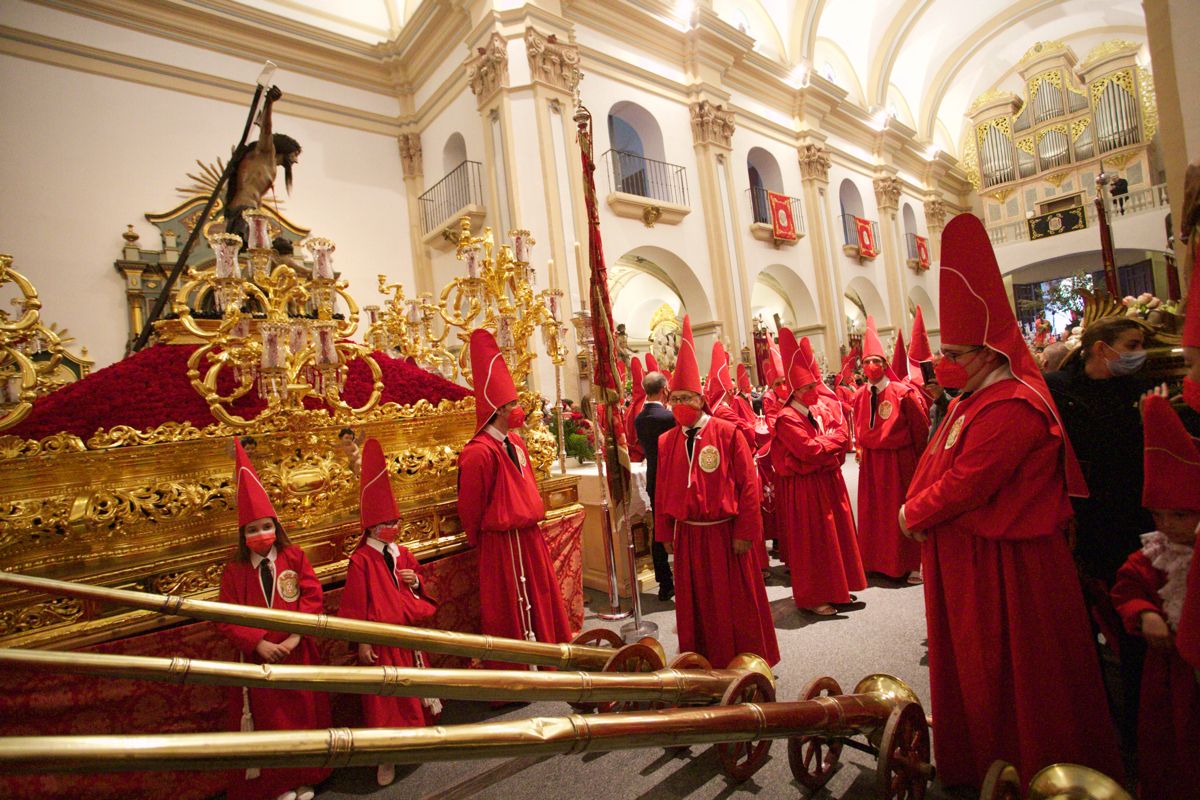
[130,61,277,353]
[1095,172,1120,297]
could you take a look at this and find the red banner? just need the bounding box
[768,191,797,241]
[915,235,930,269]
[855,216,878,257]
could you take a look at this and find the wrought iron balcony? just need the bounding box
[603,150,689,207]
[746,187,805,234]
[418,160,485,237]
[839,214,880,261]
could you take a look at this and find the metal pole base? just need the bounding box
[620,618,658,642]
[596,609,633,621]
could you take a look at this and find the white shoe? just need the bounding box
[296,787,315,800]
[377,764,396,786]
[274,792,297,800]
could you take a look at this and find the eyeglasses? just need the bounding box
[938,347,982,363]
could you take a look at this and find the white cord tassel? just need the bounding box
[413,651,443,716]
[240,679,260,780]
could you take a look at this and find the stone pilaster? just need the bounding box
[873,174,908,332]
[796,140,842,361]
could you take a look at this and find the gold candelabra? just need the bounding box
[368,217,567,386]
[0,254,67,430]
[170,209,383,428]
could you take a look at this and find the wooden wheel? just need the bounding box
[875,701,933,800]
[668,652,712,671]
[980,761,1022,800]
[590,642,666,714]
[571,628,624,648]
[715,671,776,782]
[787,676,845,790]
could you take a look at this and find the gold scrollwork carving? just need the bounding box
[148,564,225,595]
[1090,69,1135,105]
[1015,137,1035,155]
[1137,66,1158,141]
[0,432,86,459]
[1,497,73,553]
[0,597,84,636]
[84,480,235,532]
[1028,69,1063,103]
[1070,118,1091,142]
[87,421,228,450]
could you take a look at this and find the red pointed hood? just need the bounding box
[862,316,887,361]
[763,332,785,385]
[940,212,1087,497]
[359,438,399,529]
[736,362,752,394]
[469,328,518,434]
[1142,394,1200,511]
[670,315,702,396]
[705,340,729,408]
[909,305,933,362]
[630,356,646,406]
[645,352,660,373]
[836,347,859,386]
[235,440,277,528]
[891,330,908,378]
[779,327,818,396]
[800,336,837,400]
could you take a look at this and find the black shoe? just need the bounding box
[658,585,675,602]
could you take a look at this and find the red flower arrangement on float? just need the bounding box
[7,345,469,442]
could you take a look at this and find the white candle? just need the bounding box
[247,215,270,250]
[463,245,481,279]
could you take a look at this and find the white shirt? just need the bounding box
[485,424,506,442]
[365,534,418,588]
[868,376,890,392]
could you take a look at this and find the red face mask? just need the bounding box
[934,358,969,390]
[673,404,701,428]
[374,525,399,544]
[773,384,791,401]
[506,406,526,429]
[863,363,886,382]
[800,388,821,407]
[1184,376,1200,413]
[244,521,276,556]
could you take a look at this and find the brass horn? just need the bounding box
[980,760,1132,800]
[0,673,933,796]
[0,571,625,670]
[0,647,772,708]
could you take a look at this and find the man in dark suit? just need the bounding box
[635,370,676,601]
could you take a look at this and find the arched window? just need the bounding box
[838,179,865,246]
[607,101,674,201]
[442,133,467,175]
[746,147,784,225]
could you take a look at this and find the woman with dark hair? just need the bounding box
[217,441,330,800]
[1045,314,1154,751]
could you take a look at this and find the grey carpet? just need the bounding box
[314,463,971,800]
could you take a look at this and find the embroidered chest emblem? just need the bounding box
[516,446,527,469]
[943,417,965,450]
[276,569,300,603]
[698,444,721,473]
[878,400,894,420]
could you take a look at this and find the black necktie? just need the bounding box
[504,438,521,469]
[807,411,818,429]
[382,547,399,588]
[870,386,879,428]
[685,427,699,460]
[259,559,274,606]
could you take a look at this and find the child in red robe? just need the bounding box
[772,328,866,615]
[217,441,331,800]
[339,437,439,786]
[457,328,572,667]
[1109,394,1200,800]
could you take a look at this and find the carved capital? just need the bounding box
[873,176,902,211]
[690,100,735,150]
[797,143,830,182]
[465,32,509,107]
[525,27,581,95]
[924,198,948,231]
[397,133,422,180]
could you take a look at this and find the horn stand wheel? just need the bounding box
[569,628,624,648]
[667,652,712,671]
[787,676,845,789]
[875,700,933,800]
[573,640,666,714]
[715,671,776,782]
[980,761,1022,800]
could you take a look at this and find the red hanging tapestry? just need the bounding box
[767,191,797,241]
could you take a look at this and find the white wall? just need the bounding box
[0,56,413,372]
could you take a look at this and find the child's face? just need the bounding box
[1150,508,1200,545]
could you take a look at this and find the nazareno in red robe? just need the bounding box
[712,400,768,569]
[339,541,439,728]
[852,379,928,578]
[905,379,1123,787]
[217,545,332,800]
[772,402,866,608]
[654,415,780,668]
[457,429,573,669]
[1110,542,1200,800]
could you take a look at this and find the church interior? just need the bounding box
[1,1,1199,798]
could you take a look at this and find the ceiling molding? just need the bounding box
[29,0,394,93]
[868,0,934,108]
[0,24,403,135]
[787,0,824,64]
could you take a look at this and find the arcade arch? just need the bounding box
[442,132,467,174]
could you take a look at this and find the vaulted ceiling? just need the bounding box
[226,0,1148,157]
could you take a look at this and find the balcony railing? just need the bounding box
[603,150,689,207]
[839,214,880,255]
[985,183,1168,246]
[418,160,484,236]
[746,187,805,236]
